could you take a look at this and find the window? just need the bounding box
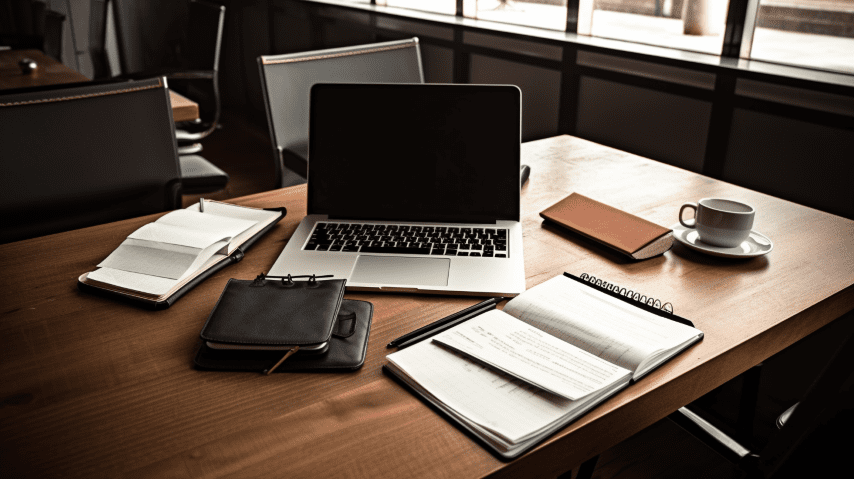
[748,0,854,74]
[339,0,854,75]
[583,0,728,55]
[464,0,569,31]
[380,0,458,15]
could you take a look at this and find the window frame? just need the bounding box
[308,0,854,87]
[362,0,844,68]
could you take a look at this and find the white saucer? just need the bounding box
[671,223,773,258]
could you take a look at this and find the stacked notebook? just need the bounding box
[385,273,702,458]
[78,200,285,308]
[194,275,373,373]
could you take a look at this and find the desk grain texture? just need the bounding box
[1,136,853,478]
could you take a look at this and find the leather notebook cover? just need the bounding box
[194,299,373,372]
[199,277,347,348]
[540,193,673,260]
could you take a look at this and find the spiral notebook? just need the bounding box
[384,272,702,459]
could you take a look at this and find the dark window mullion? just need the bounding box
[558,45,579,134]
[452,27,470,84]
[722,0,750,58]
[566,0,581,33]
[702,72,738,179]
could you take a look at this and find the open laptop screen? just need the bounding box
[307,84,521,223]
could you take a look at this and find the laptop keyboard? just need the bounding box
[303,222,509,257]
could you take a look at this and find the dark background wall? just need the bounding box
[254,1,854,221]
[55,0,854,220]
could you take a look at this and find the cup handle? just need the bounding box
[679,203,698,228]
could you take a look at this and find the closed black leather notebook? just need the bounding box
[194,276,372,372]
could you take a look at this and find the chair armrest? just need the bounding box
[668,407,758,467]
[115,70,215,81]
[166,70,215,80]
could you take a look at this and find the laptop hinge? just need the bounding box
[325,215,499,224]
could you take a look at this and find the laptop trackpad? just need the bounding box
[350,255,450,287]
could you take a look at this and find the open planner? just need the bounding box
[385,273,703,459]
[78,200,285,309]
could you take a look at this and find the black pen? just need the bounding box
[387,297,500,348]
[388,297,501,349]
[395,302,498,349]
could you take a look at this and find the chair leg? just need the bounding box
[556,454,598,479]
[737,362,763,447]
[575,454,599,479]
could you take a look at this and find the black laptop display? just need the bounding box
[307,83,521,224]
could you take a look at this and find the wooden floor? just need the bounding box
[191,111,852,479]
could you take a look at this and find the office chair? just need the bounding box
[102,0,228,194]
[0,77,182,244]
[166,0,225,151]
[258,37,425,188]
[667,323,854,478]
[563,331,852,479]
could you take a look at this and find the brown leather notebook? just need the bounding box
[540,193,673,260]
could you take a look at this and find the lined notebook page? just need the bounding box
[88,249,227,297]
[387,339,578,445]
[128,222,231,249]
[186,200,279,223]
[185,201,281,247]
[502,275,698,373]
[433,310,629,400]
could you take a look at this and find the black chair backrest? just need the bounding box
[0,78,182,244]
[111,0,186,74]
[183,0,225,73]
[88,0,111,79]
[258,37,424,185]
[177,0,225,124]
[41,9,64,60]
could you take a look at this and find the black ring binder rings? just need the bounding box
[251,273,334,287]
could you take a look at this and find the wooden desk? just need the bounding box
[2,136,853,478]
[0,49,199,122]
[168,89,201,123]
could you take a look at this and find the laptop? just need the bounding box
[268,83,525,297]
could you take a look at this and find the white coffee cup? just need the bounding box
[679,198,755,248]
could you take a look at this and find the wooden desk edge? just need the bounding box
[168,90,200,123]
[488,284,854,478]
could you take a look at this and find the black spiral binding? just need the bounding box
[579,273,674,314]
